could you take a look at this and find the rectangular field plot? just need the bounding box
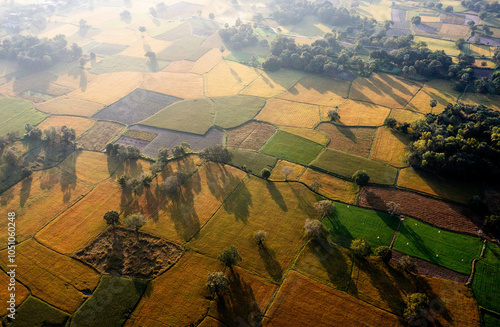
[300,168,358,204]
[5,296,69,327]
[256,98,319,129]
[37,115,95,137]
[92,89,181,125]
[35,96,105,117]
[0,97,47,137]
[393,217,482,274]
[311,149,398,185]
[370,127,409,167]
[270,160,306,181]
[316,123,376,158]
[226,121,276,151]
[334,100,391,127]
[142,72,204,99]
[78,121,126,151]
[212,95,266,129]
[229,149,277,175]
[260,131,324,165]
[277,76,349,106]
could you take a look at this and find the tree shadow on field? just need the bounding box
[222,180,252,223]
[205,163,241,202]
[260,74,275,89]
[229,67,242,83]
[335,124,357,142]
[258,243,283,282]
[398,223,436,264]
[168,179,201,241]
[19,175,32,208]
[265,181,287,212]
[415,277,454,325]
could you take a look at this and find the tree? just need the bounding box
[3,149,18,167]
[218,245,242,269]
[261,168,271,180]
[445,5,453,12]
[386,201,400,216]
[351,238,371,257]
[209,13,215,20]
[206,272,229,299]
[254,230,267,245]
[352,170,370,186]
[310,180,322,192]
[120,10,131,20]
[430,99,437,110]
[145,51,156,60]
[138,26,146,37]
[411,16,421,25]
[400,255,418,273]
[375,246,392,263]
[455,38,466,50]
[384,117,397,129]
[172,142,190,158]
[281,166,293,181]
[436,3,443,9]
[79,57,86,67]
[124,213,147,240]
[404,293,429,324]
[103,210,120,235]
[90,52,96,60]
[327,110,340,121]
[262,55,281,71]
[314,200,335,219]
[304,219,328,241]
[199,145,231,164]
[149,7,157,17]
[118,175,128,188]
[479,11,487,20]
[157,148,169,164]
[141,173,153,188]
[163,175,182,194]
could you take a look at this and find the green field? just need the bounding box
[413,36,460,56]
[260,131,324,165]
[212,95,266,128]
[0,97,47,137]
[229,148,277,174]
[90,55,170,74]
[323,203,399,249]
[483,311,500,327]
[71,275,147,327]
[311,149,398,185]
[393,218,482,274]
[472,242,500,314]
[4,296,69,327]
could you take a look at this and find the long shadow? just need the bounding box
[258,243,283,282]
[265,181,287,212]
[335,124,357,142]
[19,176,32,208]
[397,222,436,264]
[222,180,252,223]
[417,276,454,325]
[167,178,201,241]
[325,213,355,248]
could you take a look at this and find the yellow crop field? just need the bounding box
[315,123,376,158]
[163,60,196,73]
[142,72,204,99]
[36,180,126,254]
[0,240,100,313]
[397,168,479,204]
[112,159,152,181]
[37,116,95,136]
[240,69,307,98]
[461,93,500,111]
[389,109,424,124]
[204,60,261,97]
[406,79,460,114]
[370,127,410,167]
[36,96,105,117]
[295,37,316,45]
[59,150,121,185]
[118,37,171,58]
[51,68,97,91]
[0,271,30,316]
[190,48,223,74]
[37,24,79,39]
[270,160,306,181]
[256,98,319,128]
[280,126,329,145]
[469,44,495,57]
[92,28,141,45]
[0,168,92,245]
[421,15,441,23]
[350,73,422,109]
[334,100,391,126]
[299,168,358,204]
[277,76,349,106]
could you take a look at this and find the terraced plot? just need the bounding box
[256,98,319,128]
[226,121,276,151]
[316,123,376,158]
[260,131,324,165]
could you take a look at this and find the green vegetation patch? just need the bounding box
[483,311,500,327]
[229,148,277,175]
[323,203,399,249]
[3,296,69,327]
[90,55,169,74]
[156,36,210,61]
[414,36,460,56]
[71,275,147,327]
[260,131,324,165]
[140,98,214,135]
[393,217,482,274]
[213,95,266,129]
[311,149,397,185]
[123,129,157,142]
[0,97,47,137]
[473,260,500,314]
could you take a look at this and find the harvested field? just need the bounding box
[186,176,319,281]
[0,168,92,245]
[0,97,47,137]
[300,168,358,203]
[5,296,69,327]
[334,100,391,126]
[316,123,376,157]
[440,13,466,24]
[36,181,126,255]
[115,136,150,150]
[36,115,95,137]
[36,96,105,117]
[90,43,129,56]
[59,150,121,185]
[393,217,483,274]
[359,186,480,235]
[157,1,203,20]
[189,18,219,36]
[277,76,349,106]
[190,48,223,74]
[75,227,183,279]
[0,271,29,316]
[0,239,100,313]
[127,125,224,158]
[405,79,460,114]
[123,129,157,141]
[370,127,409,167]
[229,149,277,174]
[397,168,479,204]
[261,271,402,326]
[280,126,329,145]
[92,89,181,125]
[260,131,324,165]
[349,73,421,109]
[270,160,306,181]
[311,149,398,185]
[389,108,424,124]
[156,36,210,61]
[440,23,470,39]
[212,95,266,129]
[162,60,195,72]
[461,93,500,111]
[142,72,204,99]
[256,98,319,128]
[226,121,276,151]
[111,159,152,181]
[90,55,169,74]
[240,69,306,98]
[205,60,261,97]
[78,121,126,151]
[154,22,192,41]
[469,44,495,57]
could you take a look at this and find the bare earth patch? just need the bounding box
[75,227,183,279]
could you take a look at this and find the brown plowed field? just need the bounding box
[226,121,276,151]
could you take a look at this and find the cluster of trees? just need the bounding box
[0,35,82,70]
[105,143,141,160]
[460,0,500,16]
[24,124,76,150]
[218,22,258,50]
[199,144,232,164]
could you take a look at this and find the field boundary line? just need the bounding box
[401,84,424,111]
[467,240,487,286]
[389,217,403,249]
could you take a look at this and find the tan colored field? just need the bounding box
[461,93,500,111]
[226,121,276,150]
[334,100,391,126]
[36,180,126,255]
[118,37,171,58]
[78,121,125,151]
[197,316,226,327]
[350,73,422,109]
[277,76,349,106]
[190,48,223,74]
[205,60,261,97]
[421,15,441,23]
[256,98,319,128]
[35,96,105,117]
[67,72,143,105]
[142,72,204,99]
[61,6,118,26]
[92,28,141,45]
[261,271,403,326]
[370,127,409,167]
[37,116,95,136]
[469,44,494,57]
[59,150,121,185]
[389,109,424,124]
[240,69,306,98]
[270,160,306,181]
[279,126,329,145]
[0,59,19,78]
[162,60,196,73]
[315,123,376,157]
[0,269,30,316]
[0,168,92,245]
[397,168,479,204]
[440,23,470,38]
[37,23,79,39]
[50,68,97,91]
[0,70,77,98]
[295,37,316,45]
[299,168,358,204]
[405,79,460,114]
[0,240,100,313]
[112,159,152,181]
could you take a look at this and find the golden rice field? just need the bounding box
[204,60,261,97]
[270,159,306,181]
[240,69,306,98]
[162,60,196,73]
[37,116,96,136]
[299,168,358,204]
[59,151,121,185]
[335,100,391,126]
[190,48,224,74]
[255,98,320,128]
[277,76,349,106]
[461,93,500,111]
[142,72,204,99]
[405,79,460,114]
[0,271,30,316]
[279,126,330,145]
[370,127,410,167]
[35,96,105,117]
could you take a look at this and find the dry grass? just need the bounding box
[0,239,100,313]
[389,109,424,124]
[405,79,460,114]
[270,160,306,181]
[370,127,410,167]
[240,69,306,98]
[36,180,126,255]
[277,76,349,106]
[162,60,196,73]
[280,126,329,145]
[37,116,96,137]
[36,96,105,117]
[349,73,422,109]
[299,168,358,204]
[255,98,319,128]
[461,93,500,111]
[190,48,223,74]
[142,72,204,99]
[78,121,125,151]
[0,168,92,245]
[334,100,391,126]
[226,121,276,151]
[315,123,377,157]
[205,60,261,97]
[59,150,121,185]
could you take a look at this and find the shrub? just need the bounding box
[304,219,328,241]
[375,246,392,263]
[218,246,242,268]
[254,230,267,245]
[314,200,335,218]
[351,238,371,257]
[206,272,229,297]
[404,293,429,324]
[399,255,418,273]
[261,168,271,179]
[352,170,370,186]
